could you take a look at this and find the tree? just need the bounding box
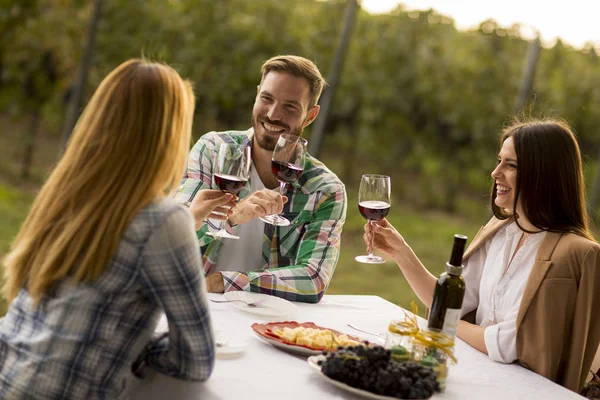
[62,0,103,146]
[0,0,88,178]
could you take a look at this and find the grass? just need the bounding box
[0,185,31,253]
[0,184,36,314]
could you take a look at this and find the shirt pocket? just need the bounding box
[278,211,313,259]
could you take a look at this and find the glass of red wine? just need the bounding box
[207,142,251,239]
[355,174,391,264]
[260,134,307,227]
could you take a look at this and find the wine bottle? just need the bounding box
[427,234,468,339]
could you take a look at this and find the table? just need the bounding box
[129,294,583,400]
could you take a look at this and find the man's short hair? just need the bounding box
[261,55,327,108]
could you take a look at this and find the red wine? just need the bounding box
[271,160,303,183]
[214,173,248,194]
[358,201,390,221]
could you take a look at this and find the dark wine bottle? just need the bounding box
[427,234,468,339]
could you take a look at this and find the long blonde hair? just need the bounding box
[3,59,195,302]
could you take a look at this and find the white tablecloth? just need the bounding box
[129,294,583,400]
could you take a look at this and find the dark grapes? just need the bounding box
[320,345,441,399]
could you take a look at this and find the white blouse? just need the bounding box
[460,222,546,363]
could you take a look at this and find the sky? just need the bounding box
[361,0,599,49]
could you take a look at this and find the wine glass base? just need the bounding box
[355,255,386,264]
[260,214,291,227]
[206,230,239,240]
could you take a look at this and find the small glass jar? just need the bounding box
[410,329,455,390]
[385,320,418,362]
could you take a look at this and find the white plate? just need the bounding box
[255,332,323,356]
[308,355,407,400]
[222,292,297,318]
[214,330,246,359]
[216,343,246,359]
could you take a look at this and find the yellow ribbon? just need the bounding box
[388,301,458,364]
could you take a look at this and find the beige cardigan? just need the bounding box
[462,217,600,392]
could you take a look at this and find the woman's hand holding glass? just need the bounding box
[189,190,238,231]
[363,218,407,263]
[355,174,392,264]
[207,143,251,239]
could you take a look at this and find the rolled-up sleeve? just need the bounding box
[484,308,519,363]
[220,188,347,303]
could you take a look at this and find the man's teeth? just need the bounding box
[497,185,510,193]
[263,122,284,132]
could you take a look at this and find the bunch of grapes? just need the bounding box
[319,345,440,399]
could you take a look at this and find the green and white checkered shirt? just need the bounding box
[175,129,347,303]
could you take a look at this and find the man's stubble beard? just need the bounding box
[252,117,304,152]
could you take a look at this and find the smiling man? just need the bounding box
[176,55,347,303]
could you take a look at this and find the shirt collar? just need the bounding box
[505,220,546,236]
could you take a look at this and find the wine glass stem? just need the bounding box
[266,182,287,222]
[217,206,232,233]
[278,182,287,195]
[368,220,375,258]
[278,182,287,218]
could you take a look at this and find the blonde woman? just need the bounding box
[0,59,236,399]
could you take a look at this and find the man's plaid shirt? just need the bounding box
[175,129,347,303]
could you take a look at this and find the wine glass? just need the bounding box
[260,134,307,227]
[207,143,251,239]
[355,174,391,264]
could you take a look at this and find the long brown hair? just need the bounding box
[3,59,195,302]
[491,119,594,240]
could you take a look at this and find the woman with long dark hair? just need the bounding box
[364,119,600,392]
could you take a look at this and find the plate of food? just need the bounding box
[307,346,441,400]
[251,321,364,356]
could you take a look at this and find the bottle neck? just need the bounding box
[445,262,463,276]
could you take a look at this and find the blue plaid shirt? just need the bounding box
[0,199,215,399]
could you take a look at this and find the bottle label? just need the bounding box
[442,308,461,338]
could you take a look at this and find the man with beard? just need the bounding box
[175,55,347,303]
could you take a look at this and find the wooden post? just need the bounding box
[589,148,600,220]
[61,0,103,148]
[586,51,600,219]
[307,0,358,158]
[22,107,41,179]
[514,34,540,114]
